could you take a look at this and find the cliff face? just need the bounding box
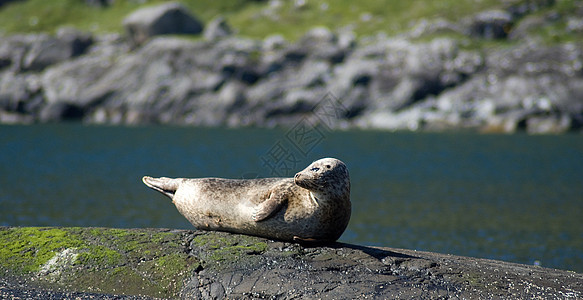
[1,1,582,133]
[1,227,582,299]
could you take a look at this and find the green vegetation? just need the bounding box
[226,0,508,40]
[518,0,583,44]
[191,233,267,266]
[0,227,199,298]
[0,227,86,273]
[0,0,579,42]
[0,227,276,297]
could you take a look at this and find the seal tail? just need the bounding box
[142,176,180,198]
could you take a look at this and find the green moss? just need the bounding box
[0,227,200,298]
[111,230,181,261]
[76,246,123,267]
[138,253,201,293]
[0,227,86,274]
[191,232,267,251]
[191,233,267,267]
[207,242,267,262]
[191,233,231,249]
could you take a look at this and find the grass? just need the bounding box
[0,0,580,43]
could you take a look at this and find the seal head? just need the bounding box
[294,157,350,199]
[142,157,351,243]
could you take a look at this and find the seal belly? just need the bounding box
[172,178,284,232]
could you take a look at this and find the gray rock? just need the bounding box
[123,2,203,46]
[263,34,288,51]
[0,35,40,71]
[39,102,84,122]
[526,114,572,134]
[507,0,556,18]
[408,18,464,39]
[203,16,233,40]
[1,2,583,134]
[340,37,481,117]
[22,30,93,71]
[0,111,33,124]
[55,27,94,57]
[0,30,92,73]
[466,10,514,39]
[0,72,42,115]
[243,57,332,126]
[22,34,67,71]
[2,227,581,299]
[508,14,547,40]
[567,17,583,33]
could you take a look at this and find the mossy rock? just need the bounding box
[0,227,200,298]
[1,226,582,299]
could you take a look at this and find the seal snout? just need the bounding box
[294,172,305,186]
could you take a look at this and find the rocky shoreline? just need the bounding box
[1,227,582,299]
[1,1,582,133]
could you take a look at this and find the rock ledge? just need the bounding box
[1,227,581,299]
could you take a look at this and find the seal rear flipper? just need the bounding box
[142,176,180,198]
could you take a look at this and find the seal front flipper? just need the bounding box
[142,176,180,198]
[252,190,287,222]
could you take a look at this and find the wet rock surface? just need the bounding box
[1,2,582,133]
[1,227,581,299]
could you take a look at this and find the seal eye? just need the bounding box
[326,165,331,169]
[310,167,320,172]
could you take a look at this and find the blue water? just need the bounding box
[1,124,582,272]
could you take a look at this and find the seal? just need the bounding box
[142,157,351,242]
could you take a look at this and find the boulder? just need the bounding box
[39,102,84,122]
[408,18,463,39]
[203,16,233,40]
[123,2,204,46]
[507,0,556,18]
[466,10,514,39]
[23,30,93,72]
[526,114,572,134]
[508,14,547,40]
[0,35,42,72]
[0,30,92,72]
[55,27,94,57]
[0,72,43,116]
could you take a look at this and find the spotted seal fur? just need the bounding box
[142,157,351,242]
